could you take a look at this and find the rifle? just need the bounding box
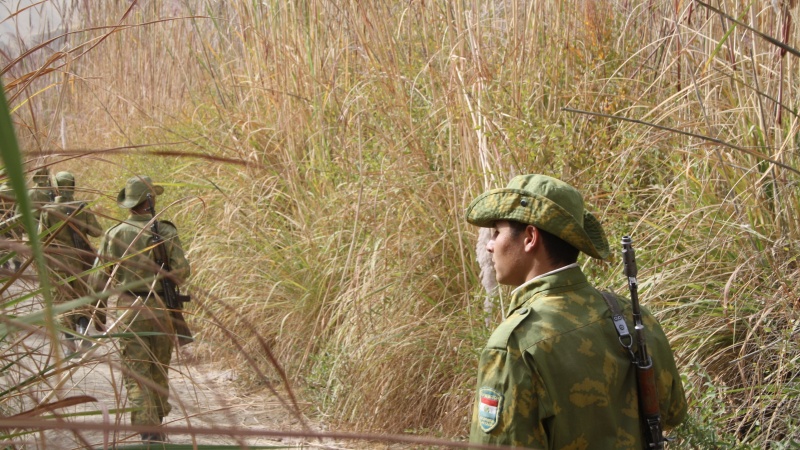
[621,236,666,449]
[145,193,194,346]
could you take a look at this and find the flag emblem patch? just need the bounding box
[478,387,503,432]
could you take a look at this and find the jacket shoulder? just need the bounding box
[485,308,533,349]
[156,220,179,238]
[104,221,129,236]
[158,220,178,230]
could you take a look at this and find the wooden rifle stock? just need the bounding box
[622,235,666,449]
[146,194,194,346]
[637,362,664,448]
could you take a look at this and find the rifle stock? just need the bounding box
[146,194,193,346]
[622,235,666,449]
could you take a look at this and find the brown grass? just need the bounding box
[2,0,800,447]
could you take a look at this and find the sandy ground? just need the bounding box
[0,275,328,449]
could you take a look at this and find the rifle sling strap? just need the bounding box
[601,292,635,361]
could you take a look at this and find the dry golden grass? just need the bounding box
[2,0,800,447]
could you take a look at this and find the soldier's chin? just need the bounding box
[494,274,511,286]
[495,273,524,287]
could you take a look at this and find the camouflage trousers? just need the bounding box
[49,270,93,331]
[118,295,174,427]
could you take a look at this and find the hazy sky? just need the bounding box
[0,0,69,48]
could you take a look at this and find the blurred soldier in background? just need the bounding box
[39,171,101,353]
[92,175,191,443]
[29,167,54,222]
[8,167,57,274]
[0,172,21,272]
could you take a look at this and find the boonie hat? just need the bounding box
[117,175,164,209]
[466,174,610,260]
[55,171,75,188]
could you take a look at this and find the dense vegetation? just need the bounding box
[2,0,800,448]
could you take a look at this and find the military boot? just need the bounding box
[61,332,78,357]
[75,316,91,349]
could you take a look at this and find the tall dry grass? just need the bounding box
[3,0,800,448]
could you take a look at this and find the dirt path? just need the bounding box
[1,277,327,449]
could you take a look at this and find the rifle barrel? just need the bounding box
[622,236,649,362]
[621,235,664,449]
[145,193,193,345]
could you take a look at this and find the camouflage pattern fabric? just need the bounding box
[118,293,174,427]
[0,183,22,269]
[117,175,164,208]
[28,188,52,220]
[466,174,609,260]
[28,180,53,220]
[39,196,102,328]
[93,213,190,292]
[0,182,19,234]
[93,212,190,427]
[468,266,687,449]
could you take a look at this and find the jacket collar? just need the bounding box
[507,264,588,314]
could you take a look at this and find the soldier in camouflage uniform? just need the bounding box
[92,175,190,443]
[0,175,19,271]
[466,174,687,449]
[29,167,54,221]
[39,171,102,351]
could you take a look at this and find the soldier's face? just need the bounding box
[486,221,530,286]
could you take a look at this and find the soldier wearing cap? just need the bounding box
[39,171,101,351]
[92,175,190,443]
[465,174,687,449]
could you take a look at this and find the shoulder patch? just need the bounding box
[477,387,503,433]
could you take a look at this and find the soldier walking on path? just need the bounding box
[39,171,102,352]
[465,174,687,449]
[29,167,54,221]
[92,175,191,444]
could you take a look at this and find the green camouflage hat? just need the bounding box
[117,175,164,209]
[465,174,610,260]
[55,171,75,188]
[55,171,75,199]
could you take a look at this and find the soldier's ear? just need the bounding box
[523,225,538,251]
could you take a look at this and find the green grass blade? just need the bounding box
[0,78,54,335]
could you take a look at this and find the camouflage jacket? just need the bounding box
[469,266,687,449]
[0,183,19,235]
[93,213,190,307]
[28,185,54,220]
[39,197,102,274]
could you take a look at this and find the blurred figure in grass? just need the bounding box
[39,171,101,353]
[28,167,54,222]
[465,174,687,449]
[92,175,190,444]
[0,171,22,272]
[9,167,57,274]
